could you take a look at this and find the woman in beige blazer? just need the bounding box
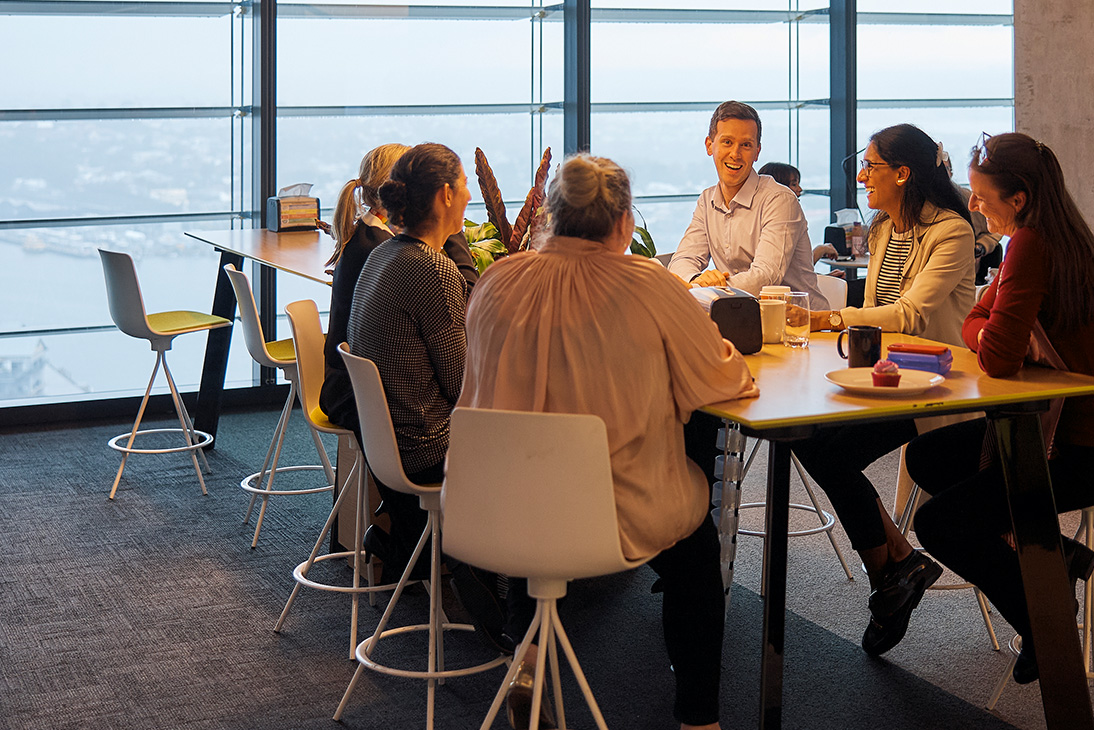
[796,124,977,659]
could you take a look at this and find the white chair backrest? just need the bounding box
[224,264,286,369]
[816,274,848,310]
[98,249,154,340]
[338,343,428,498]
[284,300,329,429]
[442,406,642,581]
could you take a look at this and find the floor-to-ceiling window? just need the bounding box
[0,1,254,408]
[589,1,832,251]
[0,0,1015,419]
[854,1,1014,213]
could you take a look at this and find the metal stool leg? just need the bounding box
[900,482,999,650]
[792,454,854,580]
[986,635,1021,710]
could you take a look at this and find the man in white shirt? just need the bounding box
[669,101,828,309]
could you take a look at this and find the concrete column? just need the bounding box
[1014,0,1094,222]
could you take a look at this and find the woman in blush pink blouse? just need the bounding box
[457,153,758,730]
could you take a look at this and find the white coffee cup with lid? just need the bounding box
[759,285,792,300]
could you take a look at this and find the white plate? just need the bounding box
[825,367,945,397]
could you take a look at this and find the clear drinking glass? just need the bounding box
[783,292,811,348]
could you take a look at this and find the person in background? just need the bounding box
[458,153,758,730]
[906,132,1094,685]
[942,150,1004,285]
[320,144,478,436]
[758,160,840,265]
[669,101,827,309]
[757,161,803,197]
[345,143,472,583]
[791,124,977,658]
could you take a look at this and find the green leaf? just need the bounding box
[469,247,494,275]
[630,225,656,258]
[471,237,507,255]
[464,220,499,244]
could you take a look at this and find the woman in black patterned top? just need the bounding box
[320,143,478,435]
[347,143,472,581]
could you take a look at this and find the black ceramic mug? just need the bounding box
[837,325,883,368]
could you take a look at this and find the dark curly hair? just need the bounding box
[867,124,972,235]
[378,143,462,231]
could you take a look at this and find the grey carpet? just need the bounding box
[0,407,1035,729]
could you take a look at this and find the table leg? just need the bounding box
[194,249,244,445]
[759,439,791,730]
[994,410,1094,729]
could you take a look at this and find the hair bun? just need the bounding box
[379,179,408,207]
[558,155,604,208]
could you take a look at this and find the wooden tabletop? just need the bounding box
[703,332,1094,432]
[186,229,335,285]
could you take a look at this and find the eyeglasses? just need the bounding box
[974,131,992,164]
[859,159,893,175]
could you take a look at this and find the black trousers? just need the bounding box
[505,517,725,726]
[372,459,440,581]
[791,420,918,551]
[907,418,1094,638]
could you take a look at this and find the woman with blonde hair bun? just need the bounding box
[458,153,758,730]
[320,143,478,435]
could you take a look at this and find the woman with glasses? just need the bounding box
[906,133,1094,685]
[792,124,977,658]
[808,123,976,343]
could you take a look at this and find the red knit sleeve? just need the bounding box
[974,228,1048,377]
[962,278,994,351]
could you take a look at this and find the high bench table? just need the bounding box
[703,331,1094,730]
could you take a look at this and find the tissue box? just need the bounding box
[267,196,320,232]
[886,349,953,375]
[689,286,762,355]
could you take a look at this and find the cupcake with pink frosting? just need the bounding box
[872,359,901,387]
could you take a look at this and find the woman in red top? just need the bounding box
[906,132,1094,684]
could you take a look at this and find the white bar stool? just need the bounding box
[333,348,506,729]
[98,249,231,499]
[272,300,387,657]
[223,264,334,548]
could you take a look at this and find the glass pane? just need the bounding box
[278,17,553,106]
[859,0,1011,13]
[593,1,828,9]
[857,25,1013,100]
[1,118,239,221]
[0,14,233,110]
[0,221,256,405]
[592,23,793,103]
[599,106,829,248]
[277,113,563,223]
[855,105,1014,217]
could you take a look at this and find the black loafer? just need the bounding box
[1013,639,1038,684]
[862,551,943,656]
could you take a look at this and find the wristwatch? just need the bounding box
[828,311,844,330]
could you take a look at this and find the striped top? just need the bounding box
[874,228,913,306]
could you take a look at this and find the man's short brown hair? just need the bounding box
[708,101,762,143]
